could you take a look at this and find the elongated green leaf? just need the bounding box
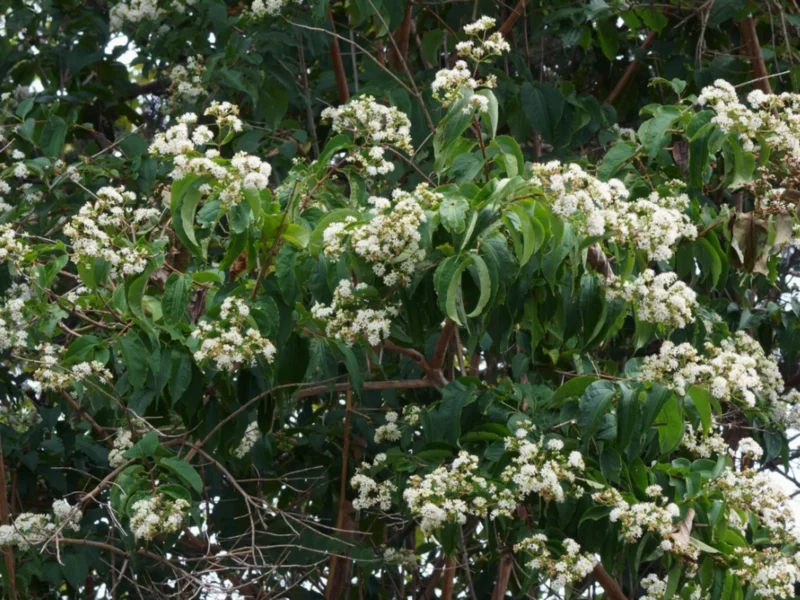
[465,255,491,318]
[162,273,191,324]
[160,457,203,493]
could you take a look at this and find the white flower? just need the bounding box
[233,421,260,458]
[604,269,697,330]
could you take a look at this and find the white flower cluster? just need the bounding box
[251,0,301,17]
[530,162,696,261]
[639,574,668,600]
[233,421,260,458]
[169,56,206,105]
[681,422,729,458]
[321,96,413,175]
[0,398,40,433]
[0,283,31,352]
[324,186,431,287]
[32,344,113,392]
[403,451,508,534]
[108,429,134,467]
[500,431,586,506]
[311,280,399,346]
[0,224,27,264]
[109,0,195,29]
[699,80,800,164]
[772,389,800,428]
[129,494,191,541]
[351,454,396,511]
[731,548,800,600]
[640,332,784,408]
[374,406,421,443]
[0,180,13,213]
[513,534,596,588]
[432,17,507,112]
[737,437,764,460]
[64,186,151,276]
[593,487,685,553]
[604,269,697,330]
[192,297,276,372]
[205,101,244,133]
[383,547,418,571]
[711,468,797,544]
[0,500,82,550]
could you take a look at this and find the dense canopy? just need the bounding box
[2,0,800,598]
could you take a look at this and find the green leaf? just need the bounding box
[697,237,722,287]
[657,394,684,453]
[616,383,639,449]
[160,457,203,493]
[465,255,491,318]
[551,376,598,406]
[281,223,310,249]
[171,176,206,257]
[162,273,191,324]
[722,133,755,188]
[578,380,616,436]
[597,143,635,180]
[596,18,620,60]
[123,431,159,460]
[639,106,681,161]
[477,89,499,138]
[688,385,713,431]
[39,116,67,158]
[309,208,361,255]
[440,196,468,234]
[521,82,564,144]
[118,332,150,391]
[421,29,445,66]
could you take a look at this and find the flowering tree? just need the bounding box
[3,0,800,598]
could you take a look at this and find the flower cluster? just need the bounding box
[169,56,206,105]
[64,186,152,276]
[323,186,430,287]
[0,500,82,550]
[592,486,685,553]
[513,534,596,588]
[604,269,697,330]
[530,163,696,261]
[310,280,398,346]
[233,421,260,458]
[129,495,191,541]
[0,398,40,432]
[731,548,800,600]
[321,96,413,176]
[251,0,301,17]
[711,468,797,544]
[192,297,276,372]
[108,429,134,468]
[681,422,730,458]
[0,283,32,351]
[109,0,195,30]
[737,437,763,460]
[500,430,586,506]
[639,574,668,600]
[0,225,27,264]
[383,547,418,571]
[351,454,396,512]
[772,388,800,428]
[403,451,509,534]
[32,344,113,392]
[640,332,784,408]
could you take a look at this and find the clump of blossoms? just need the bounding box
[192,297,276,372]
[63,186,152,276]
[731,547,800,600]
[500,429,586,507]
[592,486,686,554]
[711,468,797,544]
[772,389,800,428]
[233,421,260,458]
[129,495,191,541]
[0,398,40,433]
[374,406,421,443]
[604,269,697,330]
[432,17,508,113]
[324,186,431,287]
[0,500,82,550]
[639,574,668,600]
[310,280,398,346]
[109,0,195,30]
[513,534,596,589]
[351,454,396,512]
[108,429,134,467]
[383,547,418,571]
[321,96,413,176]
[0,224,27,265]
[251,0,302,17]
[169,56,206,105]
[737,437,764,460]
[681,421,730,458]
[0,180,13,213]
[403,451,509,534]
[529,163,696,261]
[640,332,784,408]
[0,283,32,351]
[32,344,113,392]
[150,110,270,210]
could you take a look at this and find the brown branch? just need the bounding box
[440,557,455,600]
[592,563,627,600]
[384,340,447,386]
[739,16,772,94]
[326,388,354,599]
[604,31,656,105]
[431,320,457,372]
[587,243,614,279]
[491,553,512,600]
[0,435,18,600]
[328,8,350,104]
[292,378,436,399]
[121,79,170,102]
[498,0,529,37]
[61,391,107,438]
[389,2,413,71]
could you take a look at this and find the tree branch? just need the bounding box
[592,563,627,600]
[604,31,656,105]
[292,378,436,399]
[121,80,170,102]
[328,8,351,104]
[498,0,529,37]
[739,16,772,94]
[0,435,18,600]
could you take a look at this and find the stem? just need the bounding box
[0,436,18,600]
